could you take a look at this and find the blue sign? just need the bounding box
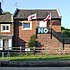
[38,27,48,34]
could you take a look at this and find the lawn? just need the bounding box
[0,54,70,61]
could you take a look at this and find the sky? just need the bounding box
[0,0,70,29]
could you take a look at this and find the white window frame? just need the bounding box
[22,21,32,30]
[1,24,10,32]
[38,21,47,27]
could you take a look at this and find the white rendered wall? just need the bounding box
[0,39,3,50]
[9,39,12,50]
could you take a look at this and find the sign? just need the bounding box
[38,27,48,34]
[25,48,30,52]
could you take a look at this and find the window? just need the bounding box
[38,21,47,27]
[22,22,32,30]
[1,24,10,32]
[23,23,30,29]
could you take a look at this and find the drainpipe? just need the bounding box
[0,2,3,15]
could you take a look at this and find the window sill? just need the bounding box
[1,30,10,32]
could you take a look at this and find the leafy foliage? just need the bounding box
[61,27,70,37]
[2,12,11,15]
[28,34,36,47]
[61,27,65,30]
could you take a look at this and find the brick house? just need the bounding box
[0,2,13,50]
[0,2,70,54]
[0,14,13,50]
[13,9,64,54]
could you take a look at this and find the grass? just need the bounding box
[1,53,70,61]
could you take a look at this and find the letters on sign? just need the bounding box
[38,27,48,34]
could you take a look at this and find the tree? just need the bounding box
[28,34,36,47]
[61,26,65,30]
[61,26,70,37]
[2,12,11,15]
[62,29,70,37]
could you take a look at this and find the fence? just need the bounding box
[0,47,45,60]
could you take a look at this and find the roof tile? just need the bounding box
[0,14,13,22]
[14,9,61,19]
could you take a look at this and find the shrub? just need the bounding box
[28,34,36,47]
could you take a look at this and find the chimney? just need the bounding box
[0,2,3,15]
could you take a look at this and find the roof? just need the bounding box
[0,14,13,22]
[14,9,62,19]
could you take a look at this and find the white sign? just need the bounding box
[38,27,48,34]
[25,48,30,52]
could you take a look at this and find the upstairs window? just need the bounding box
[1,24,10,32]
[22,21,32,30]
[23,23,30,29]
[38,21,47,27]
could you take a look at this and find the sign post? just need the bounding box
[2,52,4,60]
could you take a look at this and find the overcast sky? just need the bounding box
[0,0,70,29]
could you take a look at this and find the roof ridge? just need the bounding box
[18,8,58,11]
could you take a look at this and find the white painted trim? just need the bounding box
[57,8,62,18]
[11,15,13,22]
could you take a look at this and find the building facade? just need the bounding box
[0,2,13,50]
[0,1,70,54]
[0,14,13,50]
[13,9,64,54]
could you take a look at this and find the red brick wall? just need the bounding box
[52,25,61,32]
[19,21,37,42]
[37,34,63,54]
[37,34,70,54]
[14,19,61,48]
[14,19,70,54]
[14,20,38,47]
[62,44,70,54]
[47,20,61,32]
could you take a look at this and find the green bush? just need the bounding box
[62,30,70,37]
[2,12,12,15]
[61,26,70,37]
[28,34,36,47]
